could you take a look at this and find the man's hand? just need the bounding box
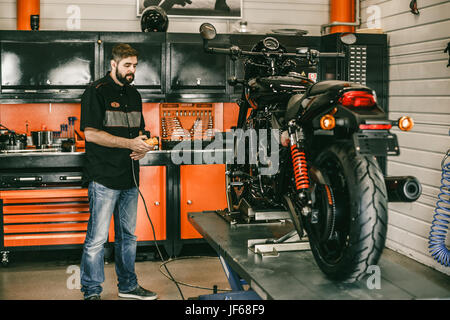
[128,135,154,153]
[130,151,148,161]
[84,128,153,154]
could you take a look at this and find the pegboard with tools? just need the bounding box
[159,103,215,149]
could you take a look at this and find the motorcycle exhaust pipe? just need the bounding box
[385,176,422,202]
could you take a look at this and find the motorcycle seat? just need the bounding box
[306,80,366,96]
[284,81,369,121]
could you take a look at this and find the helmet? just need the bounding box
[140,6,169,32]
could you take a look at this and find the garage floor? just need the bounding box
[0,245,449,300]
[0,244,230,300]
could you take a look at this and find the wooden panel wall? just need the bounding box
[361,0,450,275]
[0,0,329,35]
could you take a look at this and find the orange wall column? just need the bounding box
[17,0,40,30]
[330,0,355,33]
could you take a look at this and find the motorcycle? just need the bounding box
[199,23,422,282]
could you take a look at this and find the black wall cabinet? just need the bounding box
[0,31,388,106]
[166,34,229,102]
[0,31,232,103]
[99,32,165,102]
[0,31,98,103]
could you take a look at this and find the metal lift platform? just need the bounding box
[188,211,450,300]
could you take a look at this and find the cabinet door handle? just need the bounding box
[154,201,160,206]
[187,200,192,205]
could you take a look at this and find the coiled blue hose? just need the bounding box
[428,151,450,267]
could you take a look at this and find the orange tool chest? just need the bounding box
[0,188,89,248]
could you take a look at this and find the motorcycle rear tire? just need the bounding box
[307,143,388,283]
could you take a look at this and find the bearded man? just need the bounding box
[79,43,156,300]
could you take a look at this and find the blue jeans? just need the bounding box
[80,181,139,298]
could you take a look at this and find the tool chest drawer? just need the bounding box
[0,189,89,248]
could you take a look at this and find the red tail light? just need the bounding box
[339,91,376,107]
[359,124,392,130]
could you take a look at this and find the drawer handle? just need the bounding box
[66,176,82,180]
[154,201,160,206]
[187,200,192,205]
[16,177,41,181]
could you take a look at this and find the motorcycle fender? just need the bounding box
[309,165,330,185]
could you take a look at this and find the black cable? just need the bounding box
[158,256,232,292]
[123,93,185,300]
[131,160,185,300]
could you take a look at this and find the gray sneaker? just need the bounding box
[118,285,158,300]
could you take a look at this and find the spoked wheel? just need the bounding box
[305,143,388,282]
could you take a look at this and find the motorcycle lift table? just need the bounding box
[188,211,450,300]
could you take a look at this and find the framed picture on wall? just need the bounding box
[137,0,242,19]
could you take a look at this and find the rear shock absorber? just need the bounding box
[288,123,310,191]
[291,144,310,190]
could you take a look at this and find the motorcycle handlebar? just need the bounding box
[318,52,346,58]
[203,42,345,59]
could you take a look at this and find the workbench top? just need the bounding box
[0,149,232,169]
[188,211,450,300]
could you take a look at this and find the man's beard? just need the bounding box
[116,69,135,85]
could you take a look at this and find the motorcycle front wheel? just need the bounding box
[306,143,388,282]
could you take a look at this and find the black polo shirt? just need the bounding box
[80,72,145,190]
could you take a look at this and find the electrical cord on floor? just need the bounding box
[131,159,185,300]
[158,256,232,292]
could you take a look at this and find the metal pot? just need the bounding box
[43,131,54,146]
[0,133,27,150]
[31,131,54,149]
[31,131,43,148]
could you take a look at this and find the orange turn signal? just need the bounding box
[398,116,414,131]
[320,114,336,130]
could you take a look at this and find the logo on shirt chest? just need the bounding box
[110,101,120,108]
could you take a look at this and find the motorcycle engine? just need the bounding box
[246,116,287,207]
